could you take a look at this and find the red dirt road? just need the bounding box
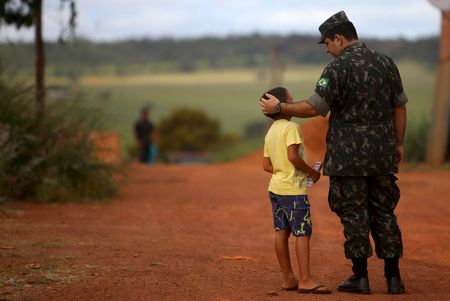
[1,157,450,301]
[1,118,450,300]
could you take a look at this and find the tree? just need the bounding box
[0,0,76,112]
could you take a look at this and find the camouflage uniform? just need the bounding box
[308,33,408,258]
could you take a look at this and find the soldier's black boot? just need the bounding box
[386,277,405,294]
[385,257,405,294]
[337,258,371,294]
[338,275,371,294]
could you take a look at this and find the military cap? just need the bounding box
[318,11,349,44]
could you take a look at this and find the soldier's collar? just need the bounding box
[339,41,365,57]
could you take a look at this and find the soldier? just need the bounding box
[260,11,407,295]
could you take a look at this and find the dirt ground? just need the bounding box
[1,119,450,301]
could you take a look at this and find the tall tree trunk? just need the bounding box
[35,0,45,112]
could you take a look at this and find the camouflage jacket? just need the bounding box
[312,42,408,176]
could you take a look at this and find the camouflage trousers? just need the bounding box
[328,175,403,259]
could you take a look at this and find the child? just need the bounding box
[261,87,331,294]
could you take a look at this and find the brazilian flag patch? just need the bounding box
[316,77,329,88]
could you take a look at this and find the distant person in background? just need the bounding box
[148,143,159,164]
[261,86,331,294]
[134,106,155,163]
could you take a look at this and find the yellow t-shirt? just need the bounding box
[264,119,307,195]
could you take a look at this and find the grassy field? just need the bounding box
[48,61,436,159]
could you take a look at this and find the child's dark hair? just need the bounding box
[261,86,289,119]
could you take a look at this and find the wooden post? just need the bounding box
[426,10,450,164]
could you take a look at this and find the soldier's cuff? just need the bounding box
[394,91,408,107]
[307,92,330,117]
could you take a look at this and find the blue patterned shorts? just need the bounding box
[269,192,312,237]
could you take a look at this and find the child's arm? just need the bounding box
[263,156,274,173]
[287,144,321,183]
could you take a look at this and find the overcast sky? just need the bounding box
[0,0,443,42]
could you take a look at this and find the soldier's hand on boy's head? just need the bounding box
[260,93,279,114]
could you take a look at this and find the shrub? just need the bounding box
[0,81,120,202]
[157,107,221,160]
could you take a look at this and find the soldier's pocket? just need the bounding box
[328,134,368,167]
[328,177,348,214]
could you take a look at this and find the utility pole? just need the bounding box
[427,0,450,164]
[269,47,284,87]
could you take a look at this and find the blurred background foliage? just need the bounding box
[0,33,439,193]
[0,77,120,202]
[0,35,438,77]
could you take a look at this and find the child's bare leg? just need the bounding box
[275,230,298,289]
[295,236,329,291]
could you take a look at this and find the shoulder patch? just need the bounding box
[316,77,329,88]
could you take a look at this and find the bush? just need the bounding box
[0,81,120,202]
[157,107,221,160]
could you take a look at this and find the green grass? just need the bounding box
[72,69,273,152]
[397,61,435,121]
[213,137,263,163]
[48,62,435,160]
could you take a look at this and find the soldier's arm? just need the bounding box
[260,64,334,117]
[263,156,274,173]
[260,94,322,118]
[287,144,321,183]
[280,100,321,118]
[387,57,408,165]
[393,104,407,164]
